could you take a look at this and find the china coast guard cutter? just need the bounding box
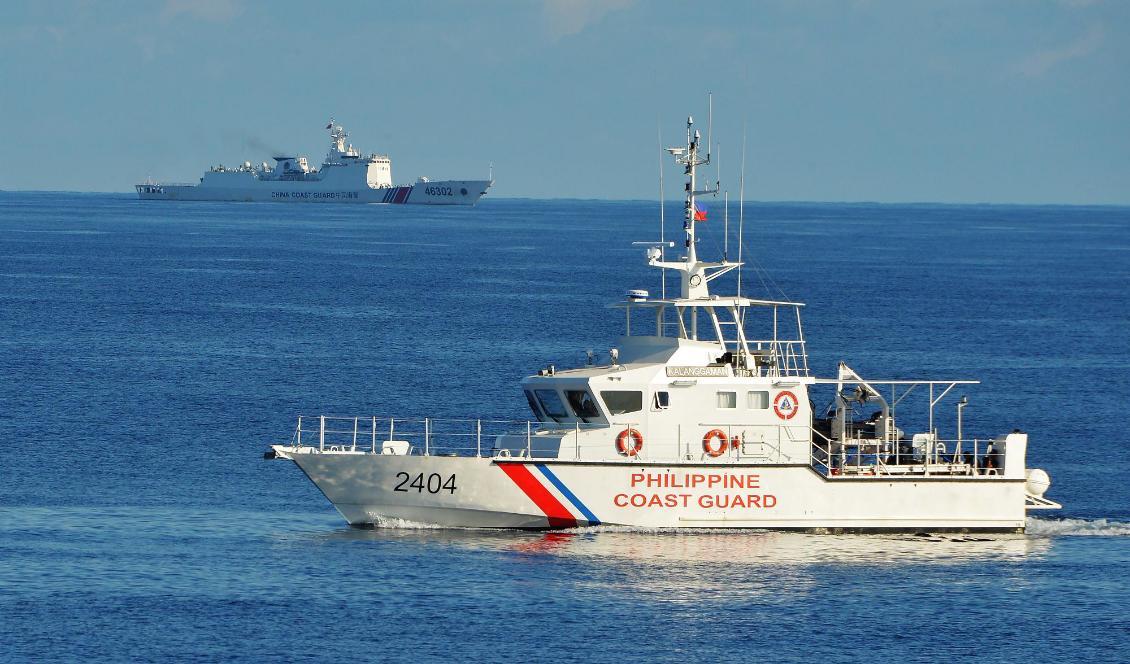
[267,113,1060,532]
[136,120,491,205]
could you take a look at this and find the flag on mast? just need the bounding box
[694,202,708,221]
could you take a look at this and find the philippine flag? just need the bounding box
[694,203,708,221]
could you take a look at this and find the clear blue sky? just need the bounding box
[2,1,1127,204]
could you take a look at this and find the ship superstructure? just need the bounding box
[136,120,491,205]
[266,112,1059,532]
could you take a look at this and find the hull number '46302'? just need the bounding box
[394,472,457,494]
[424,186,453,196]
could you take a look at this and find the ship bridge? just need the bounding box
[612,295,809,379]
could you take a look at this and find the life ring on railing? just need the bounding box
[702,429,730,457]
[616,428,644,457]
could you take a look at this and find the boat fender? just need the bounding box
[702,429,729,457]
[616,428,644,457]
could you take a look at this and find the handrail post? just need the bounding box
[297,416,302,447]
[425,417,430,456]
[319,415,325,452]
[526,421,532,458]
[389,418,395,452]
[928,383,934,437]
[476,419,482,457]
[371,416,377,454]
[352,417,358,452]
[575,421,580,460]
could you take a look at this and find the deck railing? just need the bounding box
[743,339,809,377]
[290,415,615,459]
[809,434,1004,478]
[286,415,1007,479]
[286,415,799,465]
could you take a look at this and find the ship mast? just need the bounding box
[651,114,733,300]
[643,108,745,345]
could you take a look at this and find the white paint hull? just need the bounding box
[277,449,1028,533]
[137,179,491,205]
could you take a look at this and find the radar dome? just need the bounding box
[1025,468,1051,497]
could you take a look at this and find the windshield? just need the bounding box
[534,389,569,422]
[565,390,601,422]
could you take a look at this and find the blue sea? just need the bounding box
[2,193,1128,662]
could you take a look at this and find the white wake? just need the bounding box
[1026,517,1130,537]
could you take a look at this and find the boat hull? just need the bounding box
[136,179,491,205]
[275,448,1028,533]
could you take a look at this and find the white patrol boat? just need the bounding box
[136,120,491,205]
[267,113,1060,533]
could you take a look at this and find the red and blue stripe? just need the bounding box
[381,186,414,204]
[498,463,600,528]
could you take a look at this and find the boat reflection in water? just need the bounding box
[314,521,1053,588]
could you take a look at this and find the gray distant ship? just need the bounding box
[137,120,491,205]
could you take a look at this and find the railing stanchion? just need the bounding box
[576,421,580,460]
[425,418,430,456]
[319,415,325,452]
[352,417,358,452]
[371,416,377,454]
[297,416,302,447]
[389,418,395,452]
[527,421,532,458]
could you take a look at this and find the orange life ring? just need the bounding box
[702,429,729,457]
[616,428,644,457]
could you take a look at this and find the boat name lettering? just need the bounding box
[613,493,777,509]
[631,472,759,489]
[271,191,360,199]
[614,472,777,509]
[666,366,729,377]
[424,186,453,196]
[393,472,457,494]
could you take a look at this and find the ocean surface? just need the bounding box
[1,193,1128,662]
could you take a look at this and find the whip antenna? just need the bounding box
[658,122,666,300]
[707,93,712,166]
[737,123,746,299]
[724,190,729,261]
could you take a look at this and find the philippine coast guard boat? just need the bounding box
[267,114,1060,532]
[136,120,491,205]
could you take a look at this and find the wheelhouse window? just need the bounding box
[748,391,769,409]
[565,390,601,422]
[534,389,569,422]
[524,390,545,421]
[601,390,643,415]
[717,391,737,409]
[654,391,670,410]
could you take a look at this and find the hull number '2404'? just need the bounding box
[424,186,453,196]
[394,472,457,494]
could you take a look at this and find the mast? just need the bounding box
[656,115,719,299]
[645,106,740,345]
